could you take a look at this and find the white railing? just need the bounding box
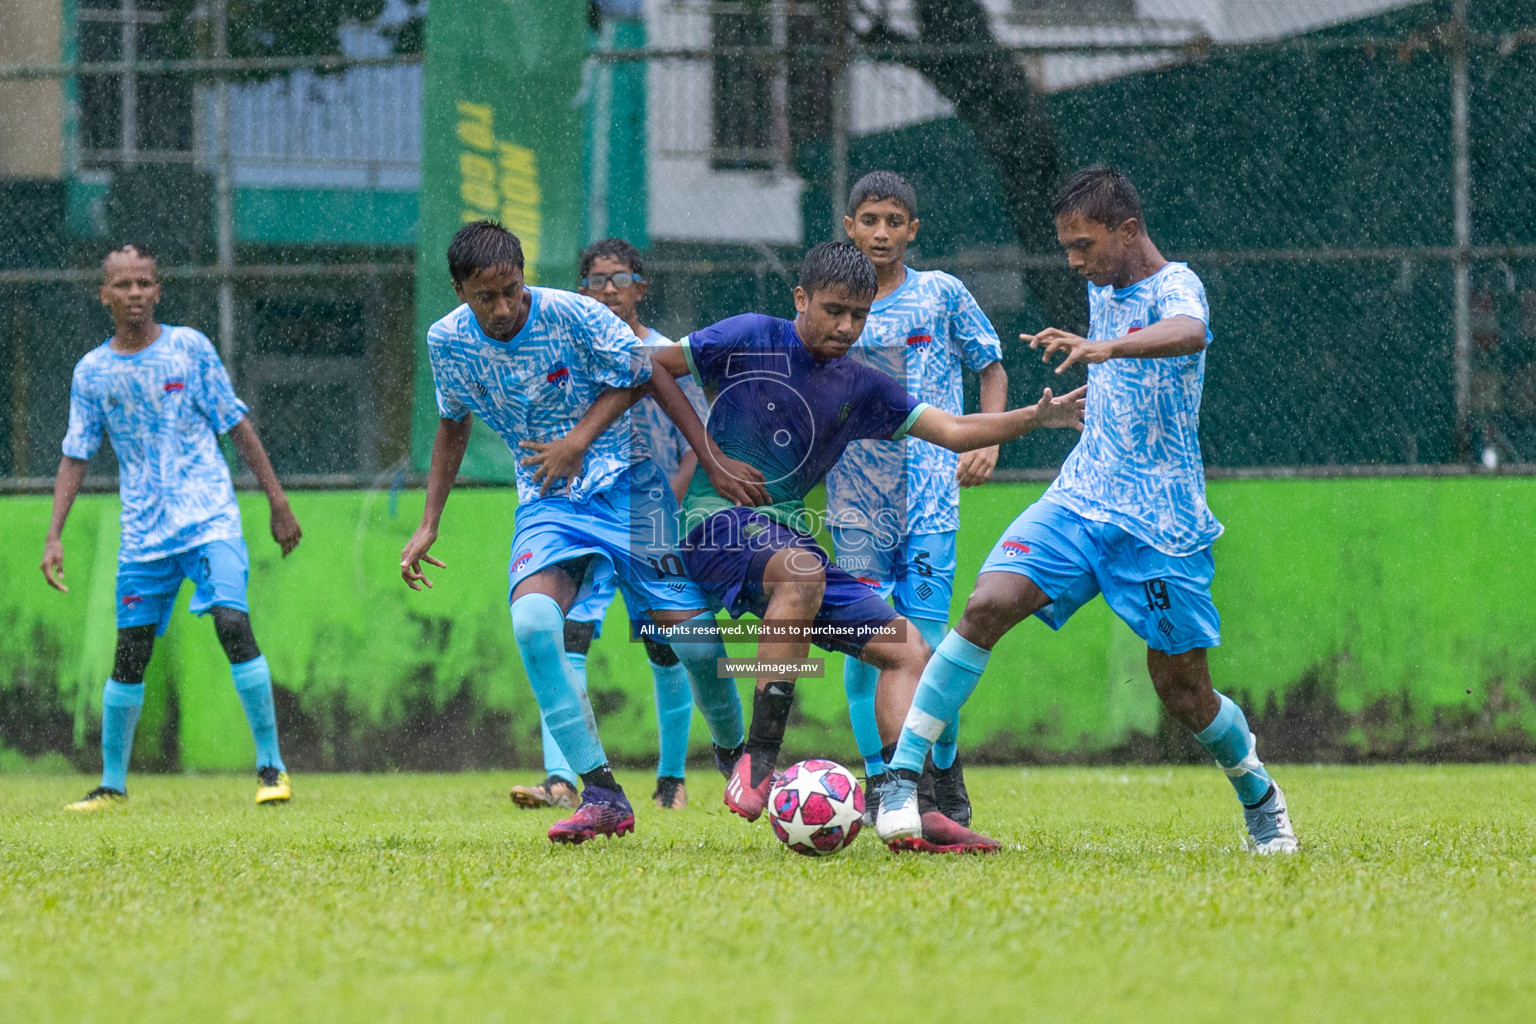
[211,64,422,191]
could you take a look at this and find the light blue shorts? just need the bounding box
[829,527,956,623]
[567,573,619,634]
[508,460,709,621]
[116,537,250,634]
[979,498,1221,655]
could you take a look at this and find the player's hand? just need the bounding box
[270,501,302,557]
[956,445,1000,487]
[1022,329,1112,373]
[1034,386,1087,431]
[704,450,771,508]
[519,436,584,496]
[41,538,68,593]
[400,526,445,591]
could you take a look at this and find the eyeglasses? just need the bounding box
[580,272,644,290]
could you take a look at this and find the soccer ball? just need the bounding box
[767,759,864,857]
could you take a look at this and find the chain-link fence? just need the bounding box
[623,0,1536,476]
[0,0,420,486]
[4,0,1536,487]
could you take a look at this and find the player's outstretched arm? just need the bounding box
[228,418,302,557]
[955,361,1009,487]
[401,414,472,590]
[517,385,644,496]
[649,345,770,508]
[907,386,1086,454]
[1024,315,1206,373]
[41,456,89,592]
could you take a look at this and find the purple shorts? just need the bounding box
[680,506,901,656]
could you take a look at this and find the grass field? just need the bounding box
[2,765,1534,1023]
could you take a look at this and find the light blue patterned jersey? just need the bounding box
[63,325,247,563]
[628,330,710,480]
[1045,262,1222,556]
[825,268,1002,535]
[427,287,652,504]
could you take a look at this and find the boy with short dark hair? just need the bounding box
[508,237,711,812]
[45,244,302,810]
[828,169,1008,827]
[403,220,757,844]
[877,166,1300,854]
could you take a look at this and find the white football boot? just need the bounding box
[874,776,922,844]
[1243,782,1300,854]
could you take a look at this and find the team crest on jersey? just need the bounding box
[162,378,186,393]
[1000,539,1030,557]
[511,550,534,573]
[546,365,571,388]
[905,333,933,349]
[1127,320,1145,333]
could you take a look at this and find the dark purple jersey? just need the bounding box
[679,313,928,527]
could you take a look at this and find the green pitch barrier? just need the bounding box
[2,478,1534,772]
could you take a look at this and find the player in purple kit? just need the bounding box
[649,241,1085,853]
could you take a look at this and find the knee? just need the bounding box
[766,558,826,615]
[563,619,596,656]
[112,625,157,684]
[895,627,932,671]
[211,607,261,664]
[642,636,680,667]
[958,588,1016,642]
[511,594,564,645]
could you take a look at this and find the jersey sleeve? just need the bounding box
[849,363,928,441]
[583,299,652,389]
[61,361,103,460]
[426,325,471,422]
[1154,265,1211,332]
[189,332,249,434]
[947,276,1004,370]
[679,314,765,390]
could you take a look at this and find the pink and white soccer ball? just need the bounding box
[767,759,864,856]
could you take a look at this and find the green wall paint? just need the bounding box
[4,478,1533,770]
[233,188,418,246]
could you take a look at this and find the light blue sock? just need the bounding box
[909,617,959,769]
[662,613,744,749]
[511,594,607,775]
[889,631,990,775]
[652,656,693,779]
[1194,692,1275,806]
[933,716,960,770]
[539,650,584,785]
[100,679,144,792]
[842,655,885,776]
[230,655,285,772]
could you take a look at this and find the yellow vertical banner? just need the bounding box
[411,1,587,479]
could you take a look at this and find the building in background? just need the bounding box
[3,0,1534,481]
[0,0,419,480]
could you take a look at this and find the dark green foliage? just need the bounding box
[160,0,416,78]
